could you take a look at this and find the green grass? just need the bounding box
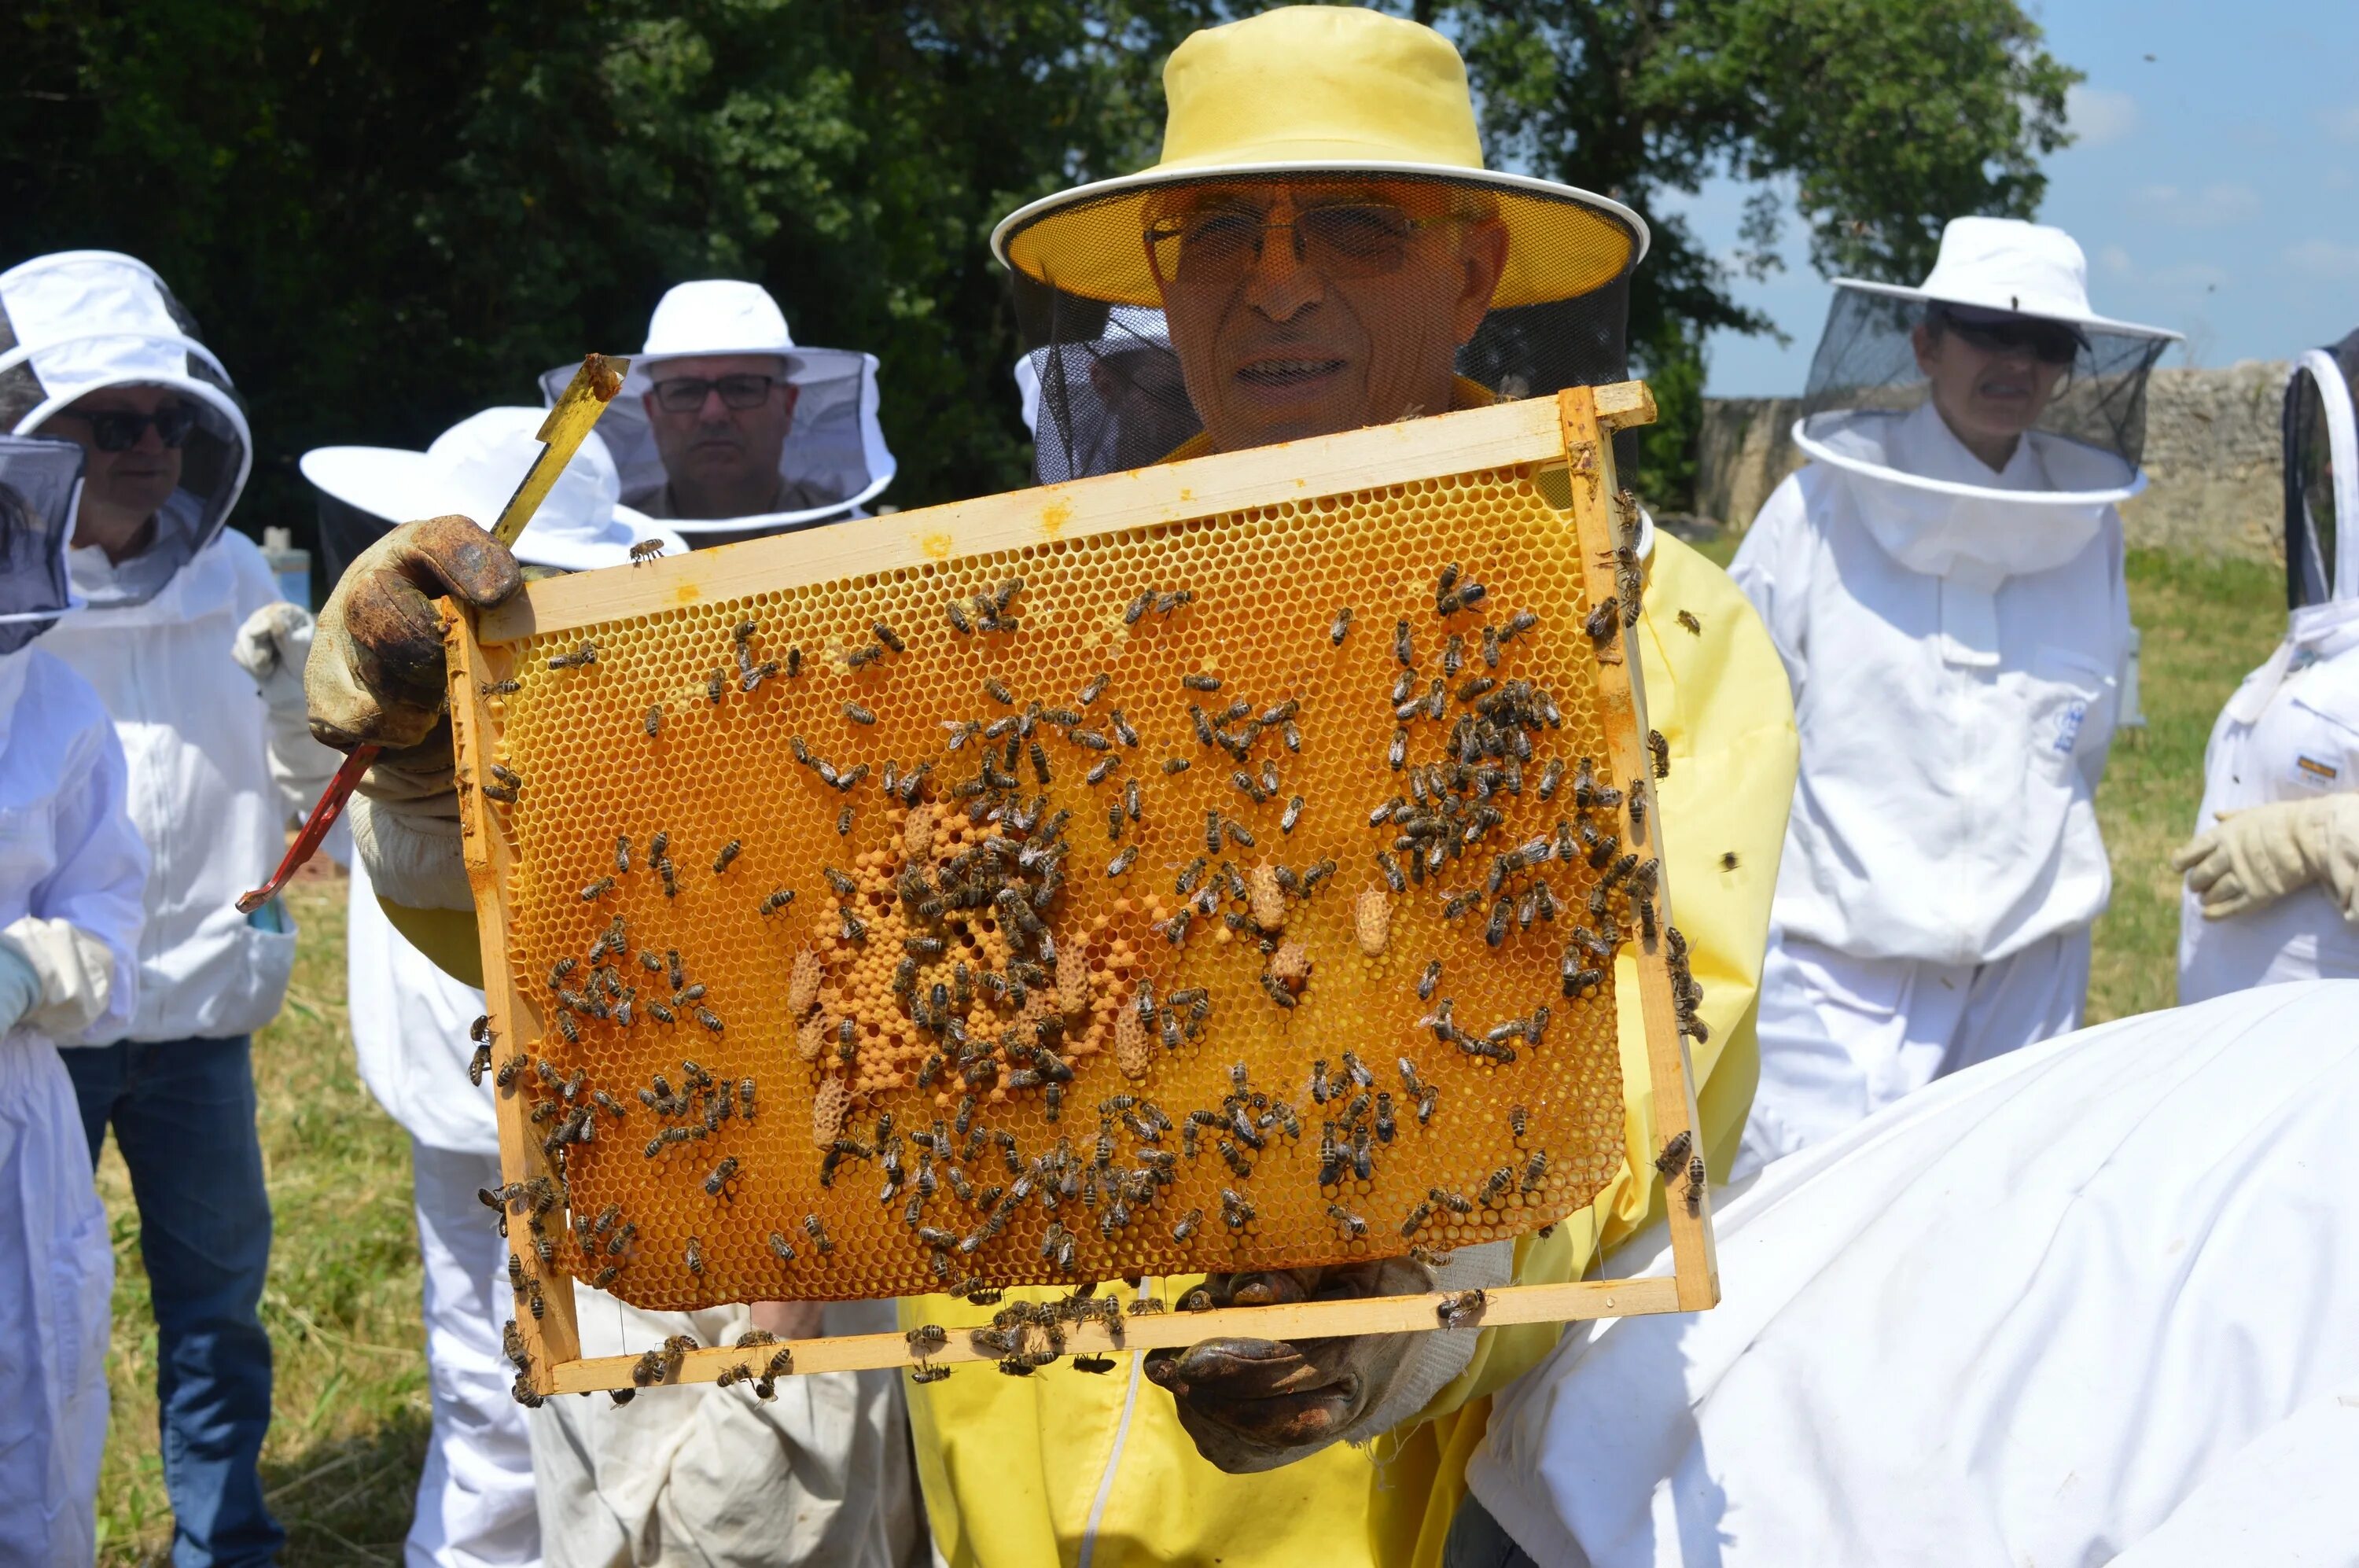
[96,878,429,1566]
[86,543,2280,1560]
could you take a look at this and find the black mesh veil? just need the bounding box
[0,434,85,656]
[2284,329,2359,611]
[1797,286,2172,490]
[1002,171,1640,485]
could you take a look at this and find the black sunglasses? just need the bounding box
[650,374,780,414]
[1930,307,2084,366]
[68,403,199,452]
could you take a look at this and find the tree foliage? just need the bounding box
[2,0,2074,540]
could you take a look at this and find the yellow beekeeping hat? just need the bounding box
[992,6,1647,310]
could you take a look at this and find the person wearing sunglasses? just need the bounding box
[1726,217,2181,1180]
[0,249,347,1567]
[536,279,897,550]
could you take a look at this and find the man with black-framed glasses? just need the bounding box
[537,279,897,550]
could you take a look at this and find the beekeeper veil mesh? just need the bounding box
[2284,329,2359,610]
[0,251,252,608]
[0,435,86,657]
[997,171,1643,485]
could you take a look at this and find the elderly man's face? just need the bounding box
[42,383,187,558]
[1150,182,1507,454]
[642,353,799,512]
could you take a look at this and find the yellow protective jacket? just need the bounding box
[388,524,1797,1568]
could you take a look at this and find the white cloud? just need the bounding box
[2284,239,2359,280]
[2132,182,2262,227]
[2320,104,2359,143]
[2066,85,2138,148]
[2099,244,2134,278]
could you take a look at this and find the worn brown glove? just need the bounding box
[306,516,522,753]
[1143,1242,1510,1473]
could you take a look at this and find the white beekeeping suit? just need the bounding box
[2176,331,2359,1000]
[305,407,687,1568]
[1460,981,2359,1568]
[1728,218,2179,1177]
[1,252,342,1041]
[538,280,896,541]
[0,433,148,1567]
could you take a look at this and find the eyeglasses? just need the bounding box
[1146,202,1452,289]
[1934,310,2083,366]
[650,374,780,414]
[65,403,198,452]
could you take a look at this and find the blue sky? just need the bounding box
[1672,1,2359,396]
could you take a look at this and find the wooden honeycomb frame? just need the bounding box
[451,384,1717,1393]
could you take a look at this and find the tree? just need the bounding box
[1441,0,2079,502]
[2,0,2074,546]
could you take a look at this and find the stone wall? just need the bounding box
[1691,362,2289,561]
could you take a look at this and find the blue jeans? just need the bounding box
[67,1035,283,1568]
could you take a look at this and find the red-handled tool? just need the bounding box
[235,353,631,914]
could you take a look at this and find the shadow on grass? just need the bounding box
[259,1409,432,1566]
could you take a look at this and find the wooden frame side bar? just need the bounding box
[445,602,582,1390]
[1559,387,1719,1309]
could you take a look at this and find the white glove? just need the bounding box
[235,601,344,824]
[0,916,118,1041]
[349,792,473,912]
[2172,793,2359,923]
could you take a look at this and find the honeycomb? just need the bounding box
[462,457,1655,1310]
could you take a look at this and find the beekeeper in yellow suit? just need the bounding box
[300,9,1795,1566]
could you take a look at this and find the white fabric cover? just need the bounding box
[1466,981,2359,1567]
[0,646,145,1566]
[42,529,337,1040]
[537,280,896,536]
[1729,410,2130,967]
[298,407,687,573]
[1734,926,2085,1179]
[531,1294,923,1568]
[2179,600,2359,1000]
[0,251,252,605]
[407,1142,540,1568]
[348,856,499,1156]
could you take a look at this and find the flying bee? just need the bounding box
[1677,609,1702,635]
[1330,606,1355,645]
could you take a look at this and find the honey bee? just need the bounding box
[1161,756,1191,776]
[1124,589,1153,625]
[1222,819,1255,849]
[1436,1289,1486,1330]
[1154,588,1192,615]
[695,1007,723,1033]
[786,646,804,678]
[1393,619,1414,668]
[1106,845,1138,878]
[804,1214,834,1253]
[685,1235,705,1275]
[1182,672,1222,693]
[1584,598,1620,644]
[708,669,726,704]
[1108,709,1140,748]
[1389,728,1408,770]
[870,620,904,654]
[643,704,662,738]
[710,840,741,874]
[984,677,1015,706]
[581,876,616,903]
[480,677,521,696]
[631,1349,665,1387]
[1720,850,1741,873]
[1676,609,1702,635]
[1171,1208,1203,1243]
[1329,606,1355,645]
[1646,728,1670,779]
[945,599,974,635]
[1685,1154,1706,1216]
[704,1158,738,1195]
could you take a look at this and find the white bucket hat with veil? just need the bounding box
[300,407,686,573]
[0,434,87,657]
[1792,217,2181,577]
[0,250,253,609]
[538,280,894,536]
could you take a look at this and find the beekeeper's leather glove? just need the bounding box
[1142,1240,1511,1473]
[2172,793,2359,922]
[307,517,521,908]
[0,917,117,1040]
